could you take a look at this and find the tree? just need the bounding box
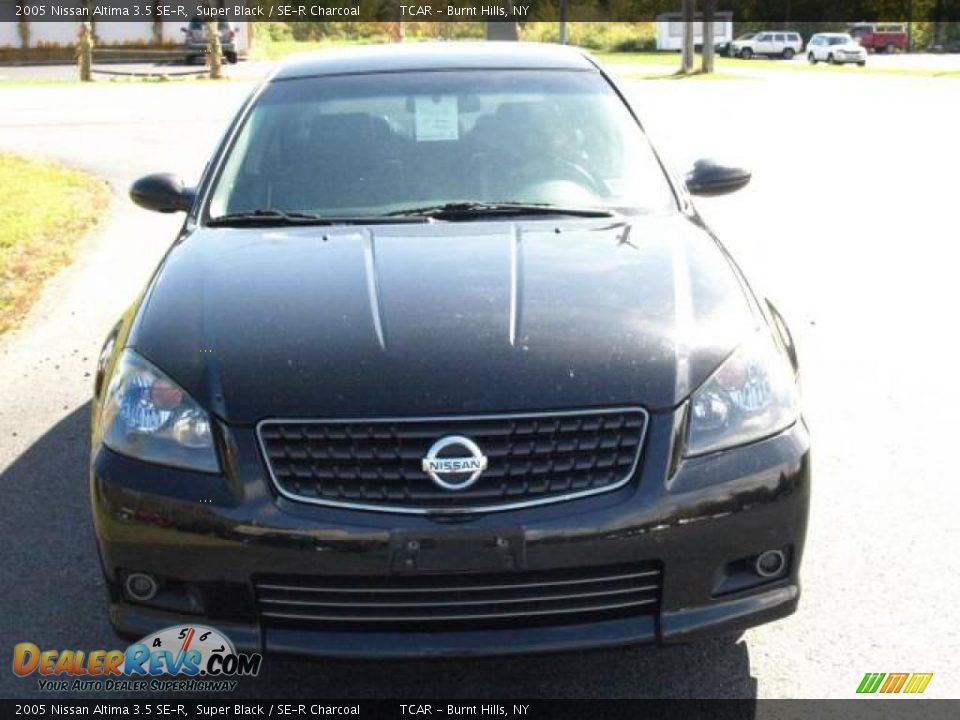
[152,1,164,45]
[206,22,223,80]
[701,0,716,73]
[681,0,695,73]
[16,1,30,50]
[77,22,93,82]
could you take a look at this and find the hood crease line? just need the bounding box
[508,224,524,347]
[362,229,387,351]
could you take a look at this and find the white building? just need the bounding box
[655,13,734,51]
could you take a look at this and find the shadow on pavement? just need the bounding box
[1,405,756,701]
[236,638,756,700]
[1,403,118,697]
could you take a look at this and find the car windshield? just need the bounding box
[830,36,854,45]
[736,33,757,40]
[207,70,676,221]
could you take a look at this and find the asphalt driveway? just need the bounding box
[1,63,958,698]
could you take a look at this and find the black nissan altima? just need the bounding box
[91,43,810,657]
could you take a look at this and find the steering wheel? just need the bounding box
[548,157,605,196]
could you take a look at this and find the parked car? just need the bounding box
[730,30,804,59]
[807,33,867,65]
[99,43,810,658]
[848,22,908,53]
[931,38,960,53]
[716,32,753,57]
[714,39,735,56]
[181,18,238,65]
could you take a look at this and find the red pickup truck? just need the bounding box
[849,23,908,53]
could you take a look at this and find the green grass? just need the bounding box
[622,70,749,81]
[0,74,240,88]
[0,79,78,88]
[0,153,110,334]
[249,38,373,61]
[249,42,959,79]
[594,51,684,65]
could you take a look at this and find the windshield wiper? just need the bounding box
[384,201,614,220]
[207,209,427,227]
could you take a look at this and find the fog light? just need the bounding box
[124,573,159,602]
[755,550,786,578]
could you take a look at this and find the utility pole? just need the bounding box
[485,0,519,40]
[933,0,946,48]
[560,0,568,45]
[907,0,913,52]
[391,1,405,42]
[701,0,715,73]
[486,23,520,41]
[681,0,695,74]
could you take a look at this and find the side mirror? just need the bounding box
[685,159,751,197]
[180,27,187,33]
[130,173,196,214]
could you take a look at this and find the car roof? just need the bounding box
[271,42,598,81]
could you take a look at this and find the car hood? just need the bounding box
[130,215,758,424]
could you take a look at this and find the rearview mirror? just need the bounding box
[685,159,751,197]
[130,173,196,214]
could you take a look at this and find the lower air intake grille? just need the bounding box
[254,563,662,631]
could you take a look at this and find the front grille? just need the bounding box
[254,562,662,630]
[257,408,648,513]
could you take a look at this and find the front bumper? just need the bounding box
[185,41,237,54]
[90,414,810,658]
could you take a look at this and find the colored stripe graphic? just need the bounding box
[857,672,933,694]
[880,673,909,693]
[903,673,934,694]
[857,673,885,693]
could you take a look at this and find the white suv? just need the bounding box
[731,31,804,59]
[807,33,867,65]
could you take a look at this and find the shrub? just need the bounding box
[255,22,294,42]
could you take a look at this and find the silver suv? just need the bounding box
[807,33,867,65]
[182,19,239,65]
[731,31,804,59]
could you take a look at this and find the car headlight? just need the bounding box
[99,349,219,473]
[686,330,800,457]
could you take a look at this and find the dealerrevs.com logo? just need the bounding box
[13,625,262,693]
